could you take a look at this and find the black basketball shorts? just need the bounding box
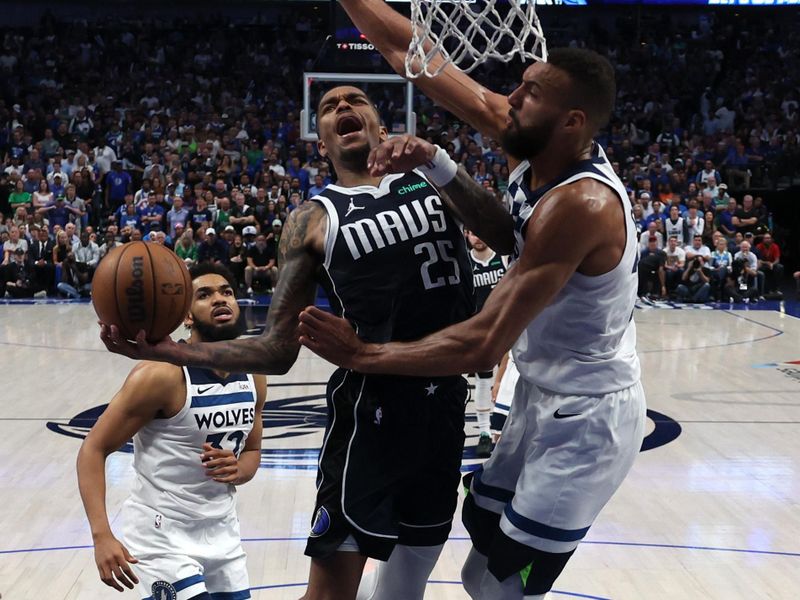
[305,369,468,561]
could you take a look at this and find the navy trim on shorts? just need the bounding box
[504,504,590,542]
[142,574,206,600]
[472,468,514,503]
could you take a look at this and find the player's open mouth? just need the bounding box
[212,307,234,322]
[336,114,364,140]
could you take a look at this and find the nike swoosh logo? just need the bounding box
[197,385,215,395]
[553,409,581,419]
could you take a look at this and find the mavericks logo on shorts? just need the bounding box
[151,580,177,600]
[310,506,331,538]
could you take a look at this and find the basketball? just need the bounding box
[92,241,193,342]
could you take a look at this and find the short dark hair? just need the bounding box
[547,47,616,132]
[189,262,237,290]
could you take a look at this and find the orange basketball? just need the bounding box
[92,241,193,342]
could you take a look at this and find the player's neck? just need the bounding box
[471,248,493,262]
[334,166,383,189]
[187,333,230,380]
[528,141,593,190]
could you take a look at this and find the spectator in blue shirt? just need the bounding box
[119,203,141,230]
[138,194,165,234]
[645,200,667,231]
[104,161,132,210]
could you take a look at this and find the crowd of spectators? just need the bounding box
[0,9,797,301]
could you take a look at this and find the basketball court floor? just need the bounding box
[1,300,799,599]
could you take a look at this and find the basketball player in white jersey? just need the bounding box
[78,263,266,599]
[296,4,646,598]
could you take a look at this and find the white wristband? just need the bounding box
[419,145,458,187]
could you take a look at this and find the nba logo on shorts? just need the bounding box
[155,514,162,529]
[151,580,177,600]
[310,506,331,538]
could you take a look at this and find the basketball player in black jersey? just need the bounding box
[467,230,507,457]
[100,85,513,600]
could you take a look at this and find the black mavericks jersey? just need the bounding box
[469,251,506,311]
[311,171,474,343]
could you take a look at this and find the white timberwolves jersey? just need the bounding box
[506,144,640,395]
[129,366,258,520]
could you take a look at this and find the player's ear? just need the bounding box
[378,126,389,142]
[317,138,328,158]
[564,109,587,131]
[184,311,194,329]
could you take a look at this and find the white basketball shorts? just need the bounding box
[121,499,251,600]
[470,377,646,554]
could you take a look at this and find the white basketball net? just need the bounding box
[406,0,548,79]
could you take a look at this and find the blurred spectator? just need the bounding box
[245,233,278,295]
[99,230,122,261]
[756,233,784,295]
[4,248,33,298]
[638,236,667,299]
[664,235,686,293]
[732,241,762,301]
[733,195,759,236]
[228,233,247,289]
[639,221,663,251]
[197,228,228,265]
[166,196,190,239]
[710,237,733,300]
[29,226,55,295]
[9,180,31,212]
[175,230,198,266]
[73,230,100,282]
[677,254,711,303]
[664,205,686,246]
[685,235,711,263]
[718,197,738,239]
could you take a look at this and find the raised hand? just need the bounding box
[367,135,436,178]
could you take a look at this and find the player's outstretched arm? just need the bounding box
[338,0,510,142]
[299,184,613,375]
[77,362,181,592]
[101,202,327,374]
[368,135,514,254]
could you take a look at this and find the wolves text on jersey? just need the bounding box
[194,406,256,430]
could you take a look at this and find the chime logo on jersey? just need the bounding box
[47,384,681,468]
[340,195,448,260]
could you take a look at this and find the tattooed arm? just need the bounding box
[100,202,327,374]
[438,169,515,255]
[367,135,514,254]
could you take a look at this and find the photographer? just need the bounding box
[729,241,761,302]
[57,250,92,298]
[4,247,34,298]
[676,255,711,303]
